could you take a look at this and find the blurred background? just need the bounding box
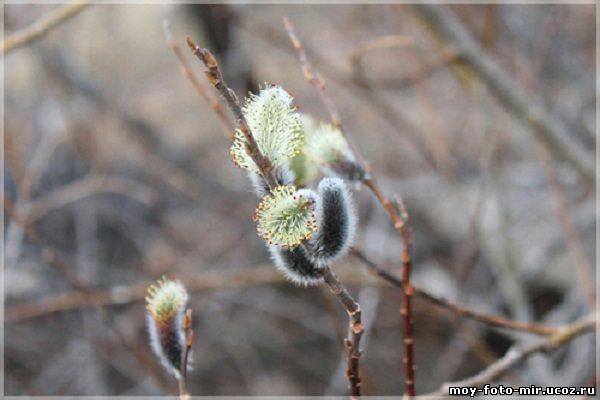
[4,3,596,396]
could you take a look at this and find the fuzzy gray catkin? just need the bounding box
[308,177,357,266]
[268,244,323,286]
[267,178,357,283]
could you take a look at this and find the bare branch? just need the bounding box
[423,314,596,397]
[186,37,279,189]
[163,20,234,139]
[412,4,594,185]
[3,2,92,55]
[535,142,595,306]
[322,268,363,398]
[351,248,558,337]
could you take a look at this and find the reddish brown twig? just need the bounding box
[322,268,364,398]
[163,21,234,139]
[283,16,363,165]
[284,17,416,397]
[394,195,415,398]
[351,248,558,336]
[186,37,278,190]
[178,309,193,400]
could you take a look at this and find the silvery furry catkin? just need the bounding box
[268,244,323,286]
[308,177,357,266]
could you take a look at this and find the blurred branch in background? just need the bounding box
[412,4,594,185]
[5,265,368,323]
[2,1,92,55]
[163,20,234,140]
[535,143,595,306]
[424,313,596,397]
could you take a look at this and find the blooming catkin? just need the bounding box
[253,186,318,248]
[230,85,304,173]
[308,178,357,266]
[146,277,190,378]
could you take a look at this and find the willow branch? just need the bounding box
[3,1,92,55]
[423,313,596,397]
[322,268,364,398]
[351,248,558,337]
[186,37,278,189]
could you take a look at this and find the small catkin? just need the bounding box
[146,277,190,378]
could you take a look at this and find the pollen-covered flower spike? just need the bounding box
[268,244,323,286]
[308,177,357,265]
[230,85,304,172]
[254,185,318,248]
[146,276,191,378]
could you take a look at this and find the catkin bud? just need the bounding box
[308,178,357,265]
[268,244,323,286]
[146,276,190,378]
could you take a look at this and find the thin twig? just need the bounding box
[3,1,92,55]
[535,142,595,306]
[283,16,363,166]
[163,21,234,139]
[351,248,558,337]
[178,309,193,400]
[186,37,278,190]
[422,313,596,397]
[322,268,364,398]
[394,195,415,398]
